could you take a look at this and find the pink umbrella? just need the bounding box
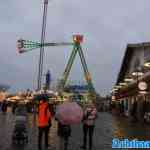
[55,102,83,125]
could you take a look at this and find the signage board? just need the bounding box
[138,81,147,91]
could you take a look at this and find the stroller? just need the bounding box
[12,104,28,144]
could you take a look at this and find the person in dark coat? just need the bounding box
[12,102,17,114]
[130,101,137,122]
[2,100,7,113]
[57,120,71,150]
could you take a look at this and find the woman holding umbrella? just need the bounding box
[56,119,71,150]
[55,101,83,150]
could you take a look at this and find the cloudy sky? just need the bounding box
[1,0,150,96]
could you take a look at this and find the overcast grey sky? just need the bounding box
[1,0,150,96]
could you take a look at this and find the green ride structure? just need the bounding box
[17,35,96,100]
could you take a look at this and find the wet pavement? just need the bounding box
[113,115,150,140]
[1,108,150,150]
[0,108,113,150]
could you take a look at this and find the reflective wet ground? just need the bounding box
[1,108,150,150]
[0,108,113,150]
[113,115,150,140]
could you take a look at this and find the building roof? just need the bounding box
[116,42,150,85]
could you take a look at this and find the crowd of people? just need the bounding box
[0,97,98,150]
[37,97,98,150]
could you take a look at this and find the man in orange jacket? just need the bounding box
[38,97,52,150]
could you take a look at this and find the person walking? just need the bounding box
[57,120,71,150]
[80,102,97,150]
[1,100,8,113]
[37,96,52,150]
[12,102,17,114]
